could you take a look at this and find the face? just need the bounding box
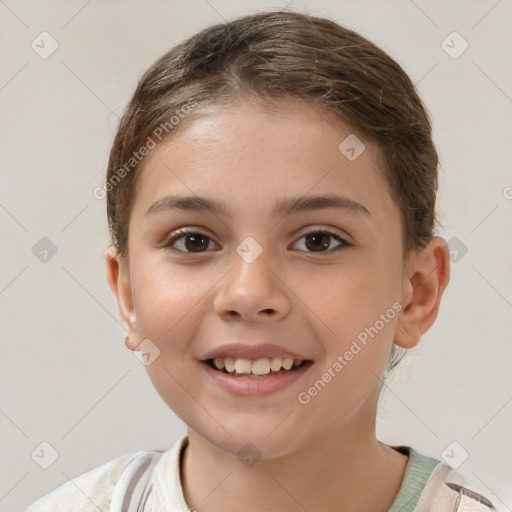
[112,99,409,459]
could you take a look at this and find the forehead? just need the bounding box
[131,99,397,225]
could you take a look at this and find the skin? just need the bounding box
[106,99,450,512]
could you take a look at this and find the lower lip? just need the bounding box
[200,361,314,397]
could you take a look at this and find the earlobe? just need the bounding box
[394,237,450,349]
[105,246,139,350]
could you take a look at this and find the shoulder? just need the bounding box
[24,451,145,512]
[415,460,501,512]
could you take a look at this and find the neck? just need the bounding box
[180,420,408,512]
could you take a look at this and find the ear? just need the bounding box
[394,236,451,349]
[105,246,139,351]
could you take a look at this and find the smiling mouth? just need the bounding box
[204,357,314,378]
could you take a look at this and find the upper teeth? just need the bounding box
[212,357,302,375]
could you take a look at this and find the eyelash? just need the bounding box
[163,227,353,255]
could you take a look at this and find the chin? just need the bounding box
[193,419,312,463]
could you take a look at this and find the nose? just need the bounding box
[213,249,291,322]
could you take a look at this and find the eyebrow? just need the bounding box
[145,193,370,219]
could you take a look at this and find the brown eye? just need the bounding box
[304,232,331,252]
[165,230,217,253]
[164,228,351,255]
[181,233,210,252]
[293,230,351,253]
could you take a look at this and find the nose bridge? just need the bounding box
[213,237,290,320]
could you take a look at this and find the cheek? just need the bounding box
[131,265,209,417]
[299,277,400,424]
[313,255,402,332]
[307,251,403,383]
[131,263,210,351]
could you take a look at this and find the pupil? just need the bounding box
[305,233,330,252]
[185,234,208,252]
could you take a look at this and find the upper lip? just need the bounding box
[202,343,311,361]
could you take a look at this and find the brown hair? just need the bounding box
[105,10,439,370]
[106,9,438,263]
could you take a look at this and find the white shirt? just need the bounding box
[25,435,501,511]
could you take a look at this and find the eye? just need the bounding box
[164,228,352,255]
[292,229,352,253]
[164,229,219,254]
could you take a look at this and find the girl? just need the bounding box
[26,9,499,512]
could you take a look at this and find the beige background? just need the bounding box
[1,0,511,510]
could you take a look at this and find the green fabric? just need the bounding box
[388,446,441,512]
